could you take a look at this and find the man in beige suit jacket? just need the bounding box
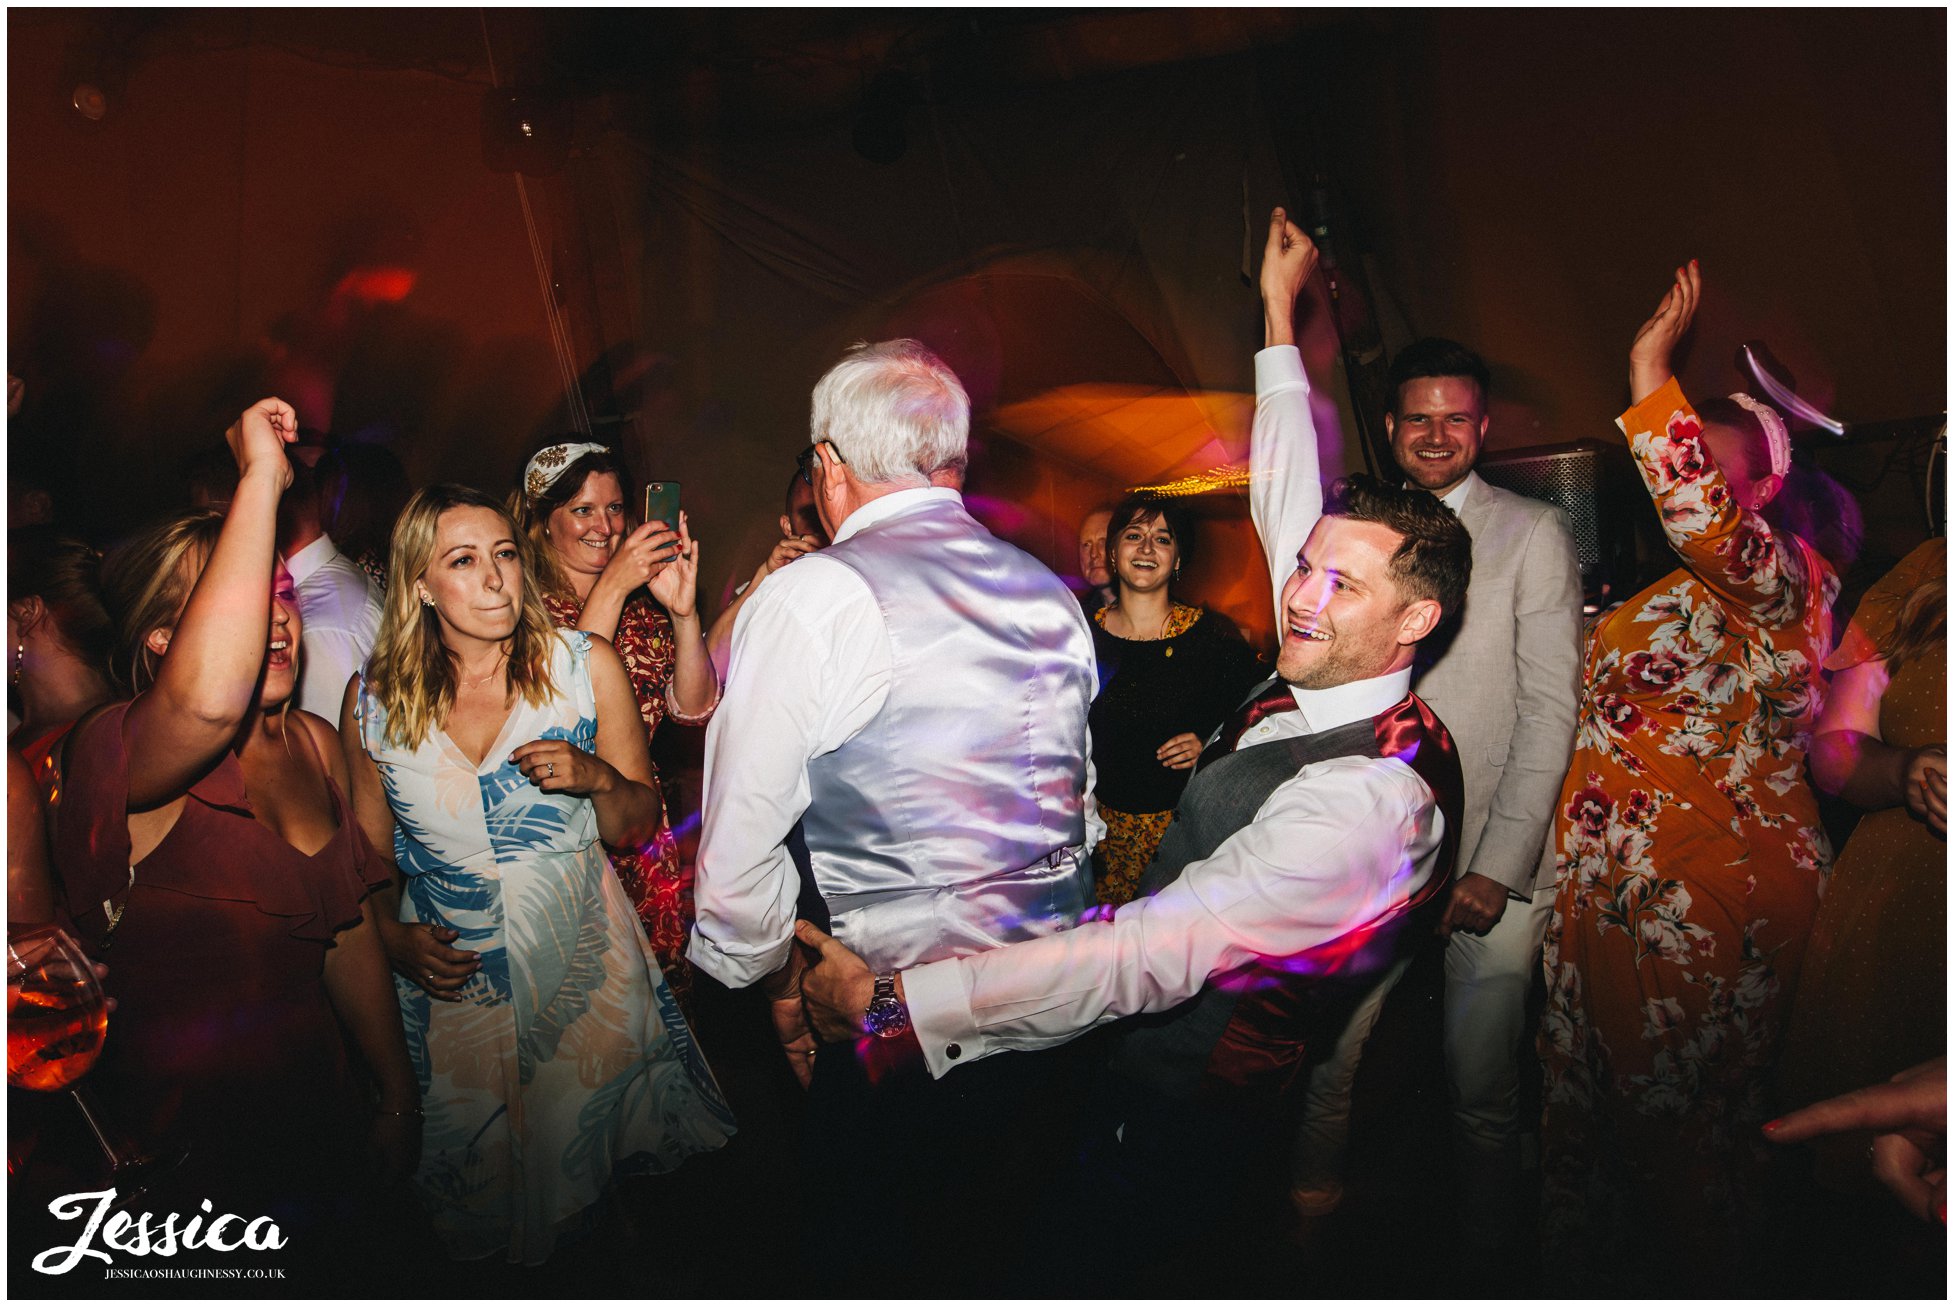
[1255,211,1582,1265]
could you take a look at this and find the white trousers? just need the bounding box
[1292,883,1556,1192]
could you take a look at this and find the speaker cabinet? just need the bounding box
[1475,439,1643,610]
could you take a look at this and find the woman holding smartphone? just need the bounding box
[510,442,718,1009]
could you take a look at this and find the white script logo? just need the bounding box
[32,1189,287,1275]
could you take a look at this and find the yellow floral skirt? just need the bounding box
[1093,806,1176,906]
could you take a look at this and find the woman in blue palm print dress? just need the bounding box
[341,483,733,1264]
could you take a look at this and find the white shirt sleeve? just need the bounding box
[1250,345,1325,630]
[687,555,892,988]
[297,627,367,721]
[903,754,1442,1077]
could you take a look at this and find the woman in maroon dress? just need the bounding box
[512,442,719,1008]
[53,399,419,1254]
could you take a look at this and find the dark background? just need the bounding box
[9,8,1945,645]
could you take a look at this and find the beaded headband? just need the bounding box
[522,442,611,501]
[1727,393,1791,481]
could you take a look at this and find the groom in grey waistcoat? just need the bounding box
[689,339,1100,1293]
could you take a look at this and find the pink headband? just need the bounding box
[1727,393,1791,481]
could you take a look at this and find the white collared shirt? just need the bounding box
[689,486,1103,988]
[1438,471,1480,514]
[284,533,382,719]
[901,348,1446,1077]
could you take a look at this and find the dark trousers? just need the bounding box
[799,1035,1090,1297]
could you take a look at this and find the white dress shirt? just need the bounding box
[1439,471,1480,515]
[285,533,382,719]
[688,487,1103,988]
[902,347,1447,1077]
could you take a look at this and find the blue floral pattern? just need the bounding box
[357,630,733,1264]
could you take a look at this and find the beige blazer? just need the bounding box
[1413,474,1583,896]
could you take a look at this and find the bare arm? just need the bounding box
[706,533,821,680]
[648,514,720,720]
[338,677,480,1000]
[123,400,295,810]
[8,749,58,926]
[508,638,663,851]
[1810,657,1946,833]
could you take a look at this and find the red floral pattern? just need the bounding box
[1538,378,1838,1291]
[545,591,701,1010]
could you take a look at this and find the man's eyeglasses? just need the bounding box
[796,440,847,487]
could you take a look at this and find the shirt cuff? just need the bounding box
[902,955,983,1079]
[1255,344,1310,396]
[685,925,793,990]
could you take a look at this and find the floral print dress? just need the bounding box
[356,630,733,1264]
[544,591,715,1010]
[1538,378,1836,1291]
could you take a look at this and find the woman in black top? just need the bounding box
[1088,497,1263,904]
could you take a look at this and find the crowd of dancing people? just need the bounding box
[6,214,1944,1296]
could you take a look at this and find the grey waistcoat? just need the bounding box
[800,495,1097,973]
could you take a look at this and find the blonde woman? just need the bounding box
[54,398,418,1249]
[342,482,732,1265]
[511,442,716,1007]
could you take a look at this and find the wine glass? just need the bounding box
[7,925,171,1189]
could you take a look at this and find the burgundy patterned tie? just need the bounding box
[1196,679,1301,772]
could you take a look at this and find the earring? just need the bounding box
[1172,563,1181,580]
[418,590,433,608]
[11,640,21,685]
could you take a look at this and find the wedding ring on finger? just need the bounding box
[546,761,555,779]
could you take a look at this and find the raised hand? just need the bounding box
[793,919,877,1044]
[758,532,819,581]
[224,397,298,489]
[646,511,701,620]
[1259,207,1320,348]
[598,520,682,598]
[1628,259,1701,404]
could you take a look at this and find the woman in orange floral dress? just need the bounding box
[512,442,720,1011]
[1538,263,1858,1293]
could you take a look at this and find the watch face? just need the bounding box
[865,995,909,1039]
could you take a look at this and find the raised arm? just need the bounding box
[1250,208,1325,627]
[646,512,721,722]
[1619,261,1814,619]
[123,399,294,810]
[705,532,820,680]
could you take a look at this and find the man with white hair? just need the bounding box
[689,338,1099,1293]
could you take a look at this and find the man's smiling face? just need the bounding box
[1386,376,1488,498]
[1275,515,1420,689]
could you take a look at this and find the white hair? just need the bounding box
[808,339,969,487]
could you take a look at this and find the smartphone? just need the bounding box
[643,482,682,563]
[643,482,681,529]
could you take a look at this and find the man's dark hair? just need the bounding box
[1386,337,1491,412]
[1323,473,1472,621]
